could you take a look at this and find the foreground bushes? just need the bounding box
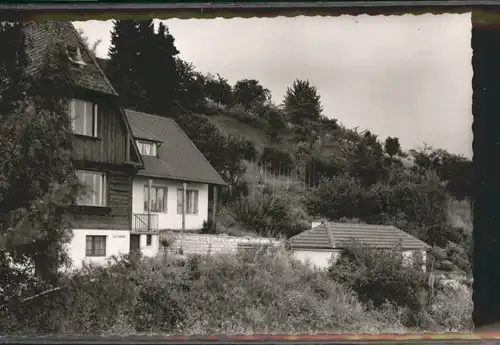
[329,240,472,331]
[1,247,472,335]
[2,250,404,335]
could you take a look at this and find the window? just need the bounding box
[146,234,152,246]
[136,140,157,156]
[413,251,424,265]
[177,189,199,214]
[69,99,98,137]
[144,186,167,212]
[65,45,87,66]
[85,235,106,257]
[76,170,107,206]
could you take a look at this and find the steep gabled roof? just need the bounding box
[21,21,144,168]
[289,222,430,251]
[23,21,117,96]
[125,109,227,186]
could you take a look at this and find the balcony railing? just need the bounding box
[132,213,159,232]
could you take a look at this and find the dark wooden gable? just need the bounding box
[23,21,144,168]
[70,90,142,168]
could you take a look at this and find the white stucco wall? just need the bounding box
[402,250,427,272]
[292,249,427,271]
[138,233,159,257]
[292,250,342,270]
[67,229,130,269]
[132,177,209,231]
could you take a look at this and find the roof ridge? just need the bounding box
[327,222,399,229]
[125,108,177,123]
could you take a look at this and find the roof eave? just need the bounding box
[137,171,227,186]
[135,136,164,144]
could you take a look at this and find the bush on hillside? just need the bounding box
[304,174,372,221]
[255,104,288,141]
[226,104,268,130]
[230,187,307,238]
[427,241,472,275]
[304,169,453,247]
[303,156,344,188]
[260,147,294,176]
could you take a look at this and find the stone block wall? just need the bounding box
[160,231,281,256]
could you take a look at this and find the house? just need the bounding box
[125,109,227,257]
[288,221,431,270]
[23,21,144,268]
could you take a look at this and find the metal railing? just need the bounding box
[132,213,159,232]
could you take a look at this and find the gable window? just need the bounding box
[69,99,98,137]
[177,189,199,215]
[66,45,87,66]
[136,140,157,156]
[76,170,107,206]
[144,186,167,212]
[86,235,106,257]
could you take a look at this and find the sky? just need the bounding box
[73,13,473,157]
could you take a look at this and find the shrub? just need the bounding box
[230,188,302,237]
[304,174,373,221]
[428,282,473,332]
[260,147,294,176]
[226,104,268,129]
[200,219,216,234]
[1,249,472,335]
[63,251,407,334]
[328,239,430,327]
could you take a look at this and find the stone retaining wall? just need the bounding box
[160,231,281,256]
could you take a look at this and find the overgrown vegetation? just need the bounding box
[0,20,474,334]
[0,250,473,335]
[0,22,81,316]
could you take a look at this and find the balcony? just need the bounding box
[132,213,159,233]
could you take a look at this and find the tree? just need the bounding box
[283,79,323,124]
[409,144,446,173]
[256,104,287,141]
[175,58,206,113]
[438,153,472,201]
[205,73,232,107]
[348,131,386,187]
[107,20,180,114]
[0,22,80,308]
[139,21,180,115]
[232,79,270,111]
[408,145,472,201]
[107,20,144,110]
[385,136,402,159]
